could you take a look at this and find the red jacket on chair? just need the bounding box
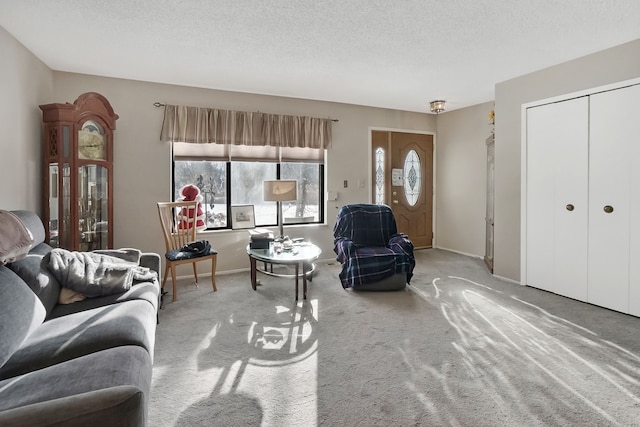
[176,184,207,231]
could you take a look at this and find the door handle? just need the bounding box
[603,205,614,213]
[566,204,574,211]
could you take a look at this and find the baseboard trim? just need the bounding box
[431,247,522,286]
[493,274,522,285]
[434,246,483,259]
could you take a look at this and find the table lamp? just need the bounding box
[263,180,297,241]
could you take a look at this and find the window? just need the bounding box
[163,105,331,230]
[174,157,324,230]
[281,162,322,224]
[173,160,228,228]
[403,149,421,206]
[230,162,277,226]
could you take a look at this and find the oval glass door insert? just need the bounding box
[403,149,421,206]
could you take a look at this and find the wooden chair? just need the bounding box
[157,201,217,302]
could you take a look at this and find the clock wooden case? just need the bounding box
[40,92,119,251]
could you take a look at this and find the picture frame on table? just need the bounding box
[231,205,256,229]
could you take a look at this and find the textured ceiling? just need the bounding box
[1,0,640,113]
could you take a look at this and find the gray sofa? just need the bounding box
[0,210,160,427]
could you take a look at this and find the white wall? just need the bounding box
[0,26,53,211]
[51,72,437,272]
[435,102,494,257]
[494,38,640,281]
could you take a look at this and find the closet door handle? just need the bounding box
[566,204,574,211]
[603,205,614,213]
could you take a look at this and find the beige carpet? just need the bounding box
[149,249,640,426]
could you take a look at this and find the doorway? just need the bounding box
[371,130,434,248]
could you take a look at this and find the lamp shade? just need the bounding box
[263,180,297,202]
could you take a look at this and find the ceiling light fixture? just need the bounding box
[429,100,446,114]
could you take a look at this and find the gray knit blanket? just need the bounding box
[47,248,156,297]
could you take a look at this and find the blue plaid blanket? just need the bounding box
[333,204,415,289]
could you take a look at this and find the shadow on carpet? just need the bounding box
[149,249,640,426]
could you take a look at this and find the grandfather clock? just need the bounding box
[40,92,118,251]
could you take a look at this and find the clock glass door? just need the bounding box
[78,165,108,251]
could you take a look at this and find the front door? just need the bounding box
[371,131,434,248]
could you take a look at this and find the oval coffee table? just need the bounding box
[247,242,322,300]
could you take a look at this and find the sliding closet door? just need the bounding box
[628,85,640,316]
[525,105,555,292]
[589,84,640,313]
[525,97,588,298]
[551,98,589,300]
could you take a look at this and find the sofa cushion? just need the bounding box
[0,267,46,369]
[7,243,60,316]
[0,386,145,427]
[48,279,160,319]
[0,346,151,426]
[0,299,156,380]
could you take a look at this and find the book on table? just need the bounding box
[248,228,273,239]
[248,228,274,249]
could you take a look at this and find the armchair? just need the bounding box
[333,204,415,290]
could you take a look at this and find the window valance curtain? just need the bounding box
[160,104,332,149]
